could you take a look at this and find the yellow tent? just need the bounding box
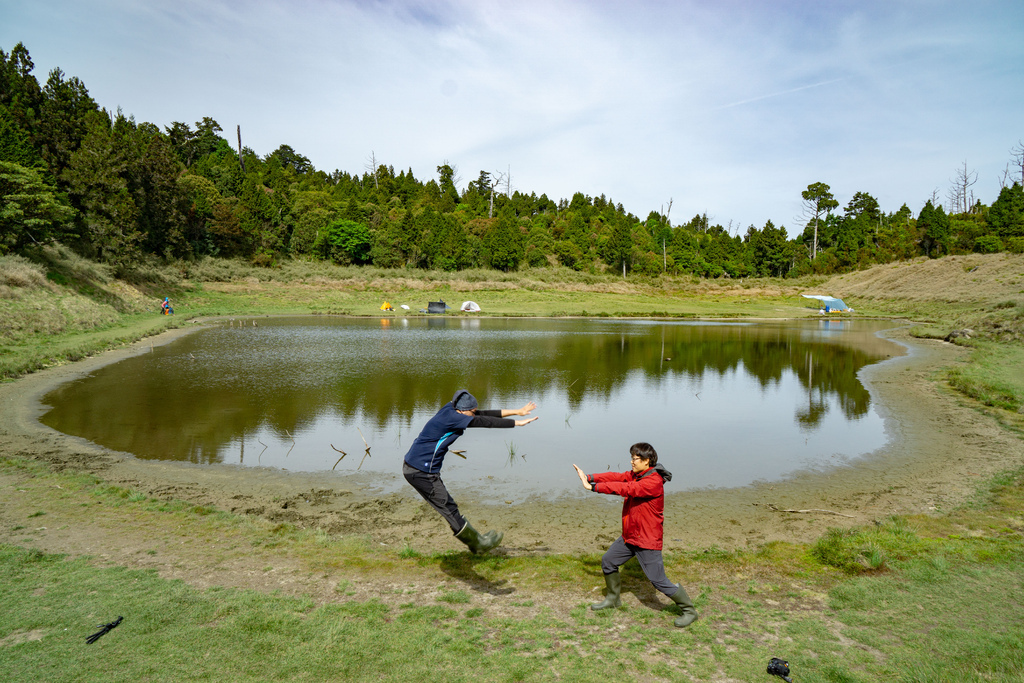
[380,301,394,311]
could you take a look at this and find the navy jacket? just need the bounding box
[403,402,512,474]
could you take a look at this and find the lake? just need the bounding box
[40,316,903,500]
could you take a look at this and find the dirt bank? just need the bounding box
[2,321,1021,560]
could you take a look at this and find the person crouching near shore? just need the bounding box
[573,443,699,628]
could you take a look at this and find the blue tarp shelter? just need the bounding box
[802,294,850,311]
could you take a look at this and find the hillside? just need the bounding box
[831,253,1024,306]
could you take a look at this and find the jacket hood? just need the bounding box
[635,463,672,482]
[451,389,478,411]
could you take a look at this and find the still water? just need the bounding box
[41,316,903,500]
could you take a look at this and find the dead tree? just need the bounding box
[236,125,245,173]
[661,198,673,271]
[1011,140,1024,186]
[365,151,379,190]
[949,160,978,214]
[488,169,508,218]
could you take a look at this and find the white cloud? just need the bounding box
[2,0,1022,230]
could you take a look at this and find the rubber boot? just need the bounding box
[590,571,622,610]
[670,583,699,628]
[455,520,503,555]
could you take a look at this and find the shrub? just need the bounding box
[973,235,1004,254]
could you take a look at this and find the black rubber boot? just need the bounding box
[670,583,699,628]
[455,520,503,554]
[590,571,622,610]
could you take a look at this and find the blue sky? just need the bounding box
[2,0,1022,233]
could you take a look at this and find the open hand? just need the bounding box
[517,401,537,416]
[573,464,592,490]
[514,416,538,427]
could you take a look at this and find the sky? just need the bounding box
[2,0,1022,234]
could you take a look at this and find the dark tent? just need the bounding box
[427,300,450,314]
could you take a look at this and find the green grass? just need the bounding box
[1,543,558,683]
[5,252,1024,679]
[947,341,1024,414]
[3,535,1023,682]
[4,455,1024,681]
[829,559,1024,681]
[184,279,813,320]
[0,313,179,379]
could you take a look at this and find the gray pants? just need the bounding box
[403,462,466,534]
[601,536,678,597]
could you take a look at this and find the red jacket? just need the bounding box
[589,463,671,550]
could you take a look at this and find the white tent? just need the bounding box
[460,301,481,312]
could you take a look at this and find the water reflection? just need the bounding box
[40,317,902,499]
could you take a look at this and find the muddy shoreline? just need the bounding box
[2,320,1020,556]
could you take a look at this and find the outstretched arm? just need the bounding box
[500,401,536,418]
[501,401,537,426]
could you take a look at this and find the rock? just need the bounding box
[945,329,974,342]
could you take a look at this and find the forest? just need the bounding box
[2,42,1024,280]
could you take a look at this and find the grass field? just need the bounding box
[3,251,1024,681]
[2,455,1024,682]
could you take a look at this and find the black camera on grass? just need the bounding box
[767,657,792,682]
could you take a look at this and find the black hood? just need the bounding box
[638,462,672,482]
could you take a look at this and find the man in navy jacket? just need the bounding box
[403,389,537,553]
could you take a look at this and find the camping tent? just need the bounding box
[426,300,450,314]
[380,301,393,311]
[460,301,481,312]
[802,294,850,311]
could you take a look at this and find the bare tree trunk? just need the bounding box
[1000,164,1013,189]
[365,151,379,189]
[812,217,818,260]
[237,125,245,173]
[489,170,508,219]
[951,160,977,214]
[662,197,673,271]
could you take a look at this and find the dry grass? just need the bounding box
[0,248,157,346]
[182,256,827,301]
[0,255,54,296]
[830,254,1024,304]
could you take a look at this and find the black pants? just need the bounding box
[403,463,466,534]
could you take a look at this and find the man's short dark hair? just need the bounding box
[630,442,657,467]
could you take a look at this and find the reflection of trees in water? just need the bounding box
[538,325,875,427]
[41,320,887,463]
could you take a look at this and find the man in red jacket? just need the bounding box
[573,442,699,628]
